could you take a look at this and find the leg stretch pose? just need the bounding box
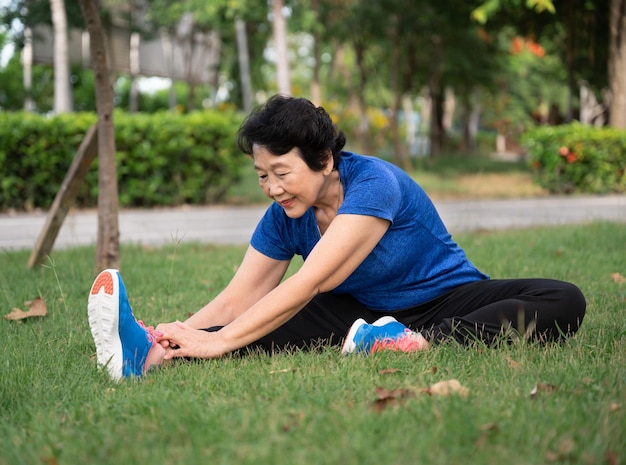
[88,269,585,381]
[87,95,586,381]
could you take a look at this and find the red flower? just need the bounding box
[567,153,577,163]
[559,146,569,156]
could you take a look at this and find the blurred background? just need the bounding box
[0,0,623,213]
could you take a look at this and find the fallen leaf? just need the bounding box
[530,382,556,399]
[558,437,576,454]
[281,411,305,432]
[545,451,559,462]
[378,368,400,375]
[611,272,626,283]
[606,450,618,465]
[374,386,413,400]
[424,379,469,398]
[475,423,499,448]
[370,386,414,411]
[269,368,296,374]
[545,438,576,462]
[505,356,520,369]
[609,402,621,412]
[4,297,47,320]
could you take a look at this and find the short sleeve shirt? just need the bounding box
[250,152,488,311]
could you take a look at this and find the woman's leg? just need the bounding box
[394,279,586,345]
[204,292,380,352]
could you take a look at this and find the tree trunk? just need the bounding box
[51,0,72,113]
[78,0,120,272]
[22,27,35,112]
[129,31,140,113]
[310,0,321,106]
[235,19,253,113]
[387,14,412,171]
[609,0,626,128]
[272,0,291,95]
[428,34,444,158]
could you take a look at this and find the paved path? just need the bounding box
[0,195,624,252]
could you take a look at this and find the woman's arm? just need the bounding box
[158,214,390,358]
[182,246,290,329]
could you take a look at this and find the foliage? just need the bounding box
[0,109,246,211]
[522,123,626,194]
[0,54,54,111]
[0,0,615,158]
[0,222,624,464]
[479,26,570,144]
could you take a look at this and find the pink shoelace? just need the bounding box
[138,320,162,346]
[371,329,428,353]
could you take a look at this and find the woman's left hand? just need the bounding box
[156,321,227,359]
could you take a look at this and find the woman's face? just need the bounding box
[253,144,332,219]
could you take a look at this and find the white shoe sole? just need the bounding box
[371,316,398,326]
[87,269,123,381]
[341,318,367,354]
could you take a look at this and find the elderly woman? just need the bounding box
[88,95,586,381]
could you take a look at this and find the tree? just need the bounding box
[272,0,291,95]
[609,0,626,128]
[78,0,120,271]
[473,0,613,127]
[50,0,72,112]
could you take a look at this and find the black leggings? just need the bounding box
[205,279,586,353]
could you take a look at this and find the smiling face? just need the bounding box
[253,144,335,219]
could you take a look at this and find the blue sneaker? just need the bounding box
[88,269,156,381]
[341,316,428,354]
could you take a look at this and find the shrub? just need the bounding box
[0,110,245,211]
[522,123,626,194]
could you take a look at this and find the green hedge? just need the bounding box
[522,123,626,194]
[0,110,246,211]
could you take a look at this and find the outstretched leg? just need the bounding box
[398,279,586,345]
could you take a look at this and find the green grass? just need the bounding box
[1,222,625,465]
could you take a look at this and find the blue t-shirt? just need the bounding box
[250,152,488,311]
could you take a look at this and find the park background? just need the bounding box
[0,1,625,464]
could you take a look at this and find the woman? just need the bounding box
[87,95,586,381]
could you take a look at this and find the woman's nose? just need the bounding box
[267,178,284,196]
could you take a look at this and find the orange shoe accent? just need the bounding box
[91,271,114,295]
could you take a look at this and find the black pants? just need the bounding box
[206,279,586,353]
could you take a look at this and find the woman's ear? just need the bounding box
[323,149,334,175]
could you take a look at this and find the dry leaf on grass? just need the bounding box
[530,382,556,399]
[505,356,521,369]
[423,379,469,398]
[269,368,296,374]
[475,423,499,448]
[370,386,415,411]
[611,272,626,283]
[378,368,401,375]
[609,402,621,412]
[4,297,47,320]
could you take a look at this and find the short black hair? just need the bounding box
[237,94,346,171]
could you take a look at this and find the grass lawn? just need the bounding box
[1,222,624,465]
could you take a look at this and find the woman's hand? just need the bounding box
[156,321,228,359]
